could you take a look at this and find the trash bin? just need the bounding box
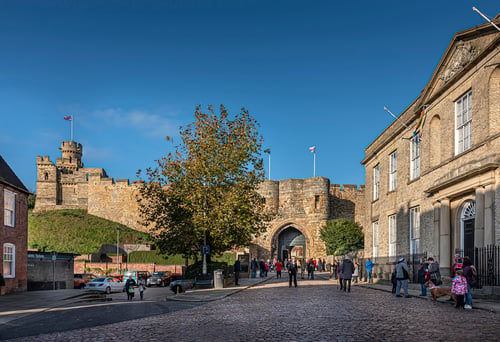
[214,269,224,289]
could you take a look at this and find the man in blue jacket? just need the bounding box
[365,258,374,283]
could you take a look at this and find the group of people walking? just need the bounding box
[414,255,477,309]
[124,276,146,301]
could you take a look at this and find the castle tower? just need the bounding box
[34,155,59,210]
[56,141,83,171]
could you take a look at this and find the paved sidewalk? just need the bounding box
[354,280,500,313]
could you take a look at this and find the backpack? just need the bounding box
[402,266,409,280]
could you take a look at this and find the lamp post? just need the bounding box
[115,227,120,275]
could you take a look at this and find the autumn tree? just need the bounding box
[320,219,364,256]
[138,105,269,266]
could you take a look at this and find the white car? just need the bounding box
[85,277,124,294]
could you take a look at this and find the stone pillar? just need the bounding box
[439,198,451,271]
[433,201,441,261]
[474,187,485,247]
[484,184,494,246]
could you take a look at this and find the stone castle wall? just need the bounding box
[35,142,366,259]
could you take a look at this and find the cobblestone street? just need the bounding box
[8,275,500,341]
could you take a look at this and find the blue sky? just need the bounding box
[1,1,498,192]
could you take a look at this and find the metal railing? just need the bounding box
[456,245,500,287]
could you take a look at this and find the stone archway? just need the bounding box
[272,225,307,262]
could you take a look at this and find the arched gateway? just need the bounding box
[249,177,364,262]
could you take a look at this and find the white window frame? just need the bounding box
[388,214,397,259]
[373,164,380,201]
[410,134,421,180]
[3,243,15,278]
[389,151,397,191]
[4,190,15,227]
[455,90,472,155]
[372,221,379,258]
[410,206,420,256]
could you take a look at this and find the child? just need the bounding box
[451,268,468,309]
[391,268,397,294]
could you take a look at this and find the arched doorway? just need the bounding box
[276,226,306,261]
[460,201,475,257]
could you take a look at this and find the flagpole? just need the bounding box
[71,116,74,141]
[473,7,500,32]
[313,151,316,177]
[383,106,411,131]
[268,153,271,180]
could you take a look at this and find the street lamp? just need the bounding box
[115,227,120,275]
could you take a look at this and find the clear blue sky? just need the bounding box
[1,1,498,192]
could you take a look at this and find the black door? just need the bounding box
[463,219,475,261]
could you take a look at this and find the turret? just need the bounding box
[56,141,83,171]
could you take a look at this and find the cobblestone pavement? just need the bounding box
[6,275,499,342]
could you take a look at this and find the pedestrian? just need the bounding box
[338,260,344,290]
[417,257,429,296]
[317,258,322,272]
[287,258,298,287]
[451,268,468,309]
[307,258,315,280]
[428,257,442,285]
[322,259,326,272]
[341,256,355,292]
[259,259,266,278]
[391,268,397,294]
[125,276,136,301]
[395,257,410,298]
[234,259,241,286]
[462,256,477,309]
[300,258,306,279]
[365,258,374,283]
[352,261,359,283]
[332,260,338,280]
[275,259,282,279]
[138,277,146,300]
[451,254,463,279]
[264,261,269,277]
[251,258,258,278]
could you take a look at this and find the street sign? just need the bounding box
[200,245,210,255]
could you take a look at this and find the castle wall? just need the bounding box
[36,142,365,261]
[87,177,145,231]
[253,178,365,261]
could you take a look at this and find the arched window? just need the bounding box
[44,172,49,180]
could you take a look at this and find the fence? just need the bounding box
[456,245,500,287]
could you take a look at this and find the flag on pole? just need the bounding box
[264,148,271,154]
[413,108,427,136]
[64,115,72,121]
[309,146,316,153]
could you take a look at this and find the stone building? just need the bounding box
[1,155,29,294]
[253,178,365,262]
[361,16,500,278]
[34,141,145,231]
[35,142,365,260]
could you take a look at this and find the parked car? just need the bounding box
[85,277,124,294]
[74,273,96,289]
[123,270,150,283]
[170,279,194,293]
[147,271,172,287]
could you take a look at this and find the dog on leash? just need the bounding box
[425,281,456,304]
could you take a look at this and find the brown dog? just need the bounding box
[425,281,456,304]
